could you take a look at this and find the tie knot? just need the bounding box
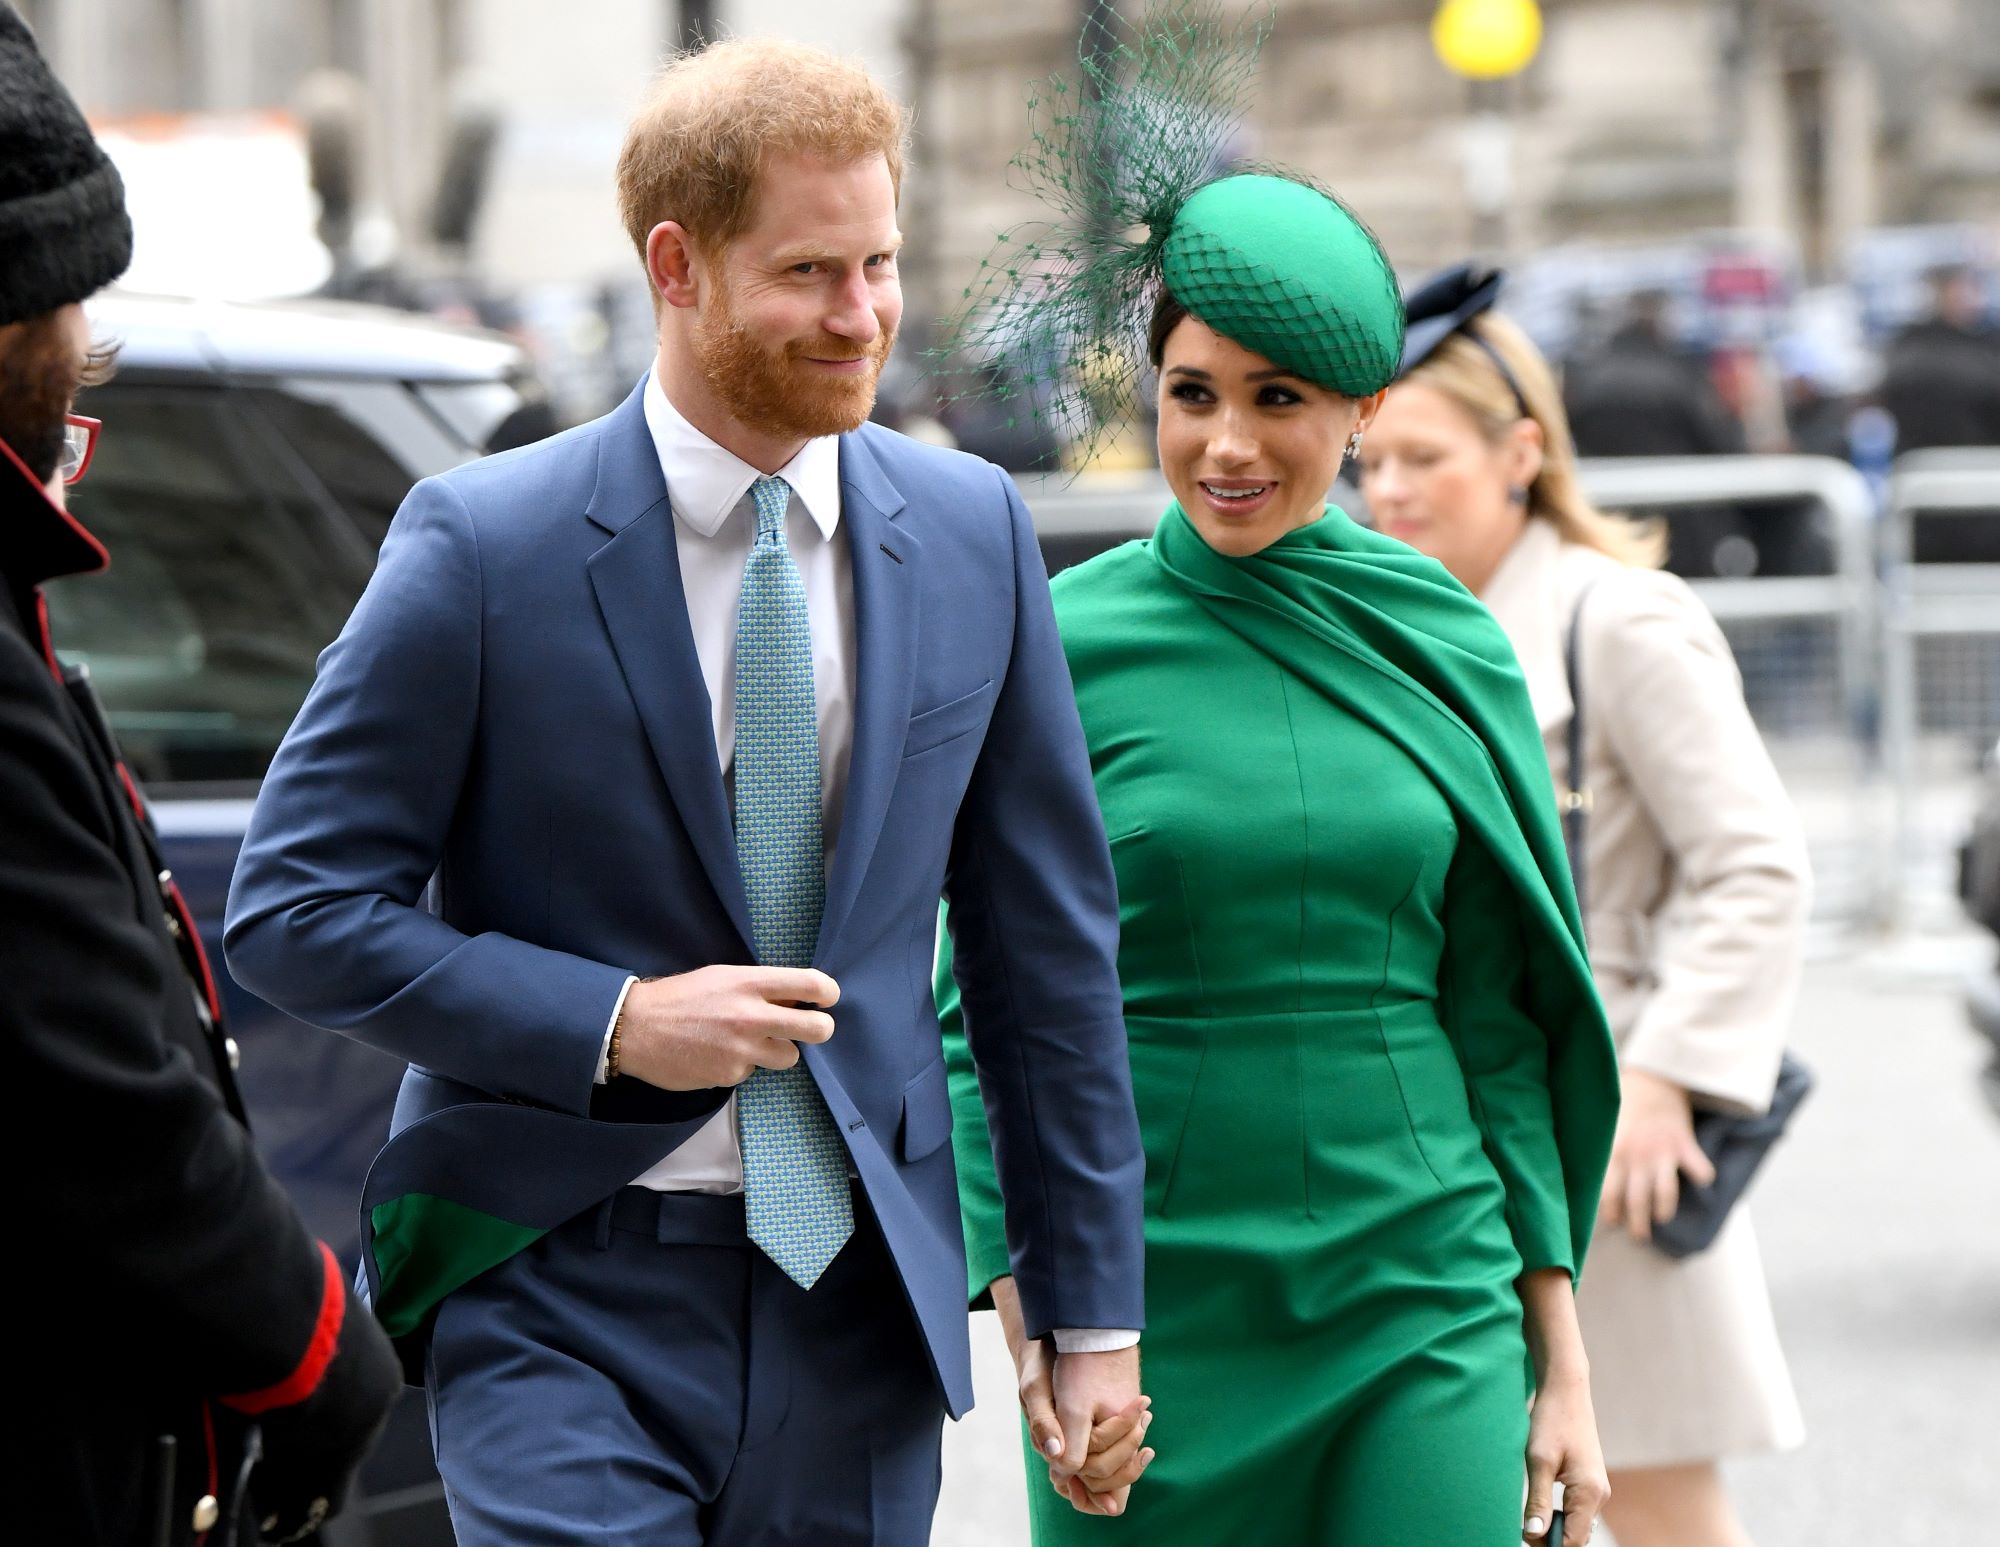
[750,476,792,542]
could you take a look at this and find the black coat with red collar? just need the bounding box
[0,442,395,1544]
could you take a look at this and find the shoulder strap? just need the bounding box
[1561,580,1600,926]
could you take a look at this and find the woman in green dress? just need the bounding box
[933,24,1621,1542]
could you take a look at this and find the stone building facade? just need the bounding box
[902,0,2000,327]
[20,0,1999,333]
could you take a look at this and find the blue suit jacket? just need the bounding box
[224,381,1145,1416]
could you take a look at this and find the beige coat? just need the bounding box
[1482,519,1807,1469]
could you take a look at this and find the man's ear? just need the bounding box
[646,222,703,310]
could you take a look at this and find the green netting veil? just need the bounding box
[936,0,1405,465]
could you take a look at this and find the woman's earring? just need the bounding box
[1507,484,1530,507]
[1345,429,1364,462]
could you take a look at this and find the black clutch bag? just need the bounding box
[1649,1051,1813,1259]
[1562,588,1812,1263]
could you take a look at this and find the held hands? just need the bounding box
[1038,1348,1150,1516]
[993,1278,1155,1516]
[614,966,839,1091]
[1597,1068,1715,1243]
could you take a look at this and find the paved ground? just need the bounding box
[933,935,2000,1545]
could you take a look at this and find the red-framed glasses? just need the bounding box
[60,413,101,486]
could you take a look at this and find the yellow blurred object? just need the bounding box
[1431,0,1543,80]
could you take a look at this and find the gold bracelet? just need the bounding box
[607,976,659,1081]
[607,992,629,1080]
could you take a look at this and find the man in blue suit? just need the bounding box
[225,36,1147,1546]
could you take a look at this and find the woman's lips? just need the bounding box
[1195,479,1277,519]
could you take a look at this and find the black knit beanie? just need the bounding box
[0,5,132,326]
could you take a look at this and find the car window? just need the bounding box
[256,380,454,550]
[44,382,394,788]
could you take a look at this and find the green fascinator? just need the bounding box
[939,1,1405,463]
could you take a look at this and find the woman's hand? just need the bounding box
[1517,1267,1608,1545]
[991,1277,1154,1516]
[1523,1365,1609,1546]
[1598,1068,1716,1243]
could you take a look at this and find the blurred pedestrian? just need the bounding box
[1878,263,2000,455]
[0,7,399,1544]
[224,34,1145,1546]
[1563,289,1745,459]
[937,19,1620,1538]
[1363,265,1810,1547]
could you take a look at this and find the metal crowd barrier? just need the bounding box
[1020,455,1884,927]
[1881,449,2000,929]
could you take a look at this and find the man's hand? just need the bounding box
[614,966,838,1091]
[1597,1068,1715,1243]
[1046,1347,1143,1502]
[1053,1400,1153,1517]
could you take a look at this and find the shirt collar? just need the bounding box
[642,371,842,541]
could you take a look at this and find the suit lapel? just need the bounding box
[817,430,918,961]
[584,382,755,954]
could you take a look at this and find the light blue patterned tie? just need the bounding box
[733,474,853,1288]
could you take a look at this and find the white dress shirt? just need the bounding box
[601,377,1135,1353]
[604,375,852,1194]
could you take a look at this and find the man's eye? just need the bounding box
[791,262,821,275]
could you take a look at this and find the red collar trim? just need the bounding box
[0,436,111,586]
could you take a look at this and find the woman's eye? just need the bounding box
[1257,386,1302,407]
[1167,382,1212,404]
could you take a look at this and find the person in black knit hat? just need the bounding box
[0,7,401,1543]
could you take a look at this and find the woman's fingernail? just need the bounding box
[1526,1518,1546,1536]
[1046,1437,1065,1457]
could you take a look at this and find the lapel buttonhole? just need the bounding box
[878,542,904,565]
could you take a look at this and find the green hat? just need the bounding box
[1162,174,1404,396]
[936,2,1403,462]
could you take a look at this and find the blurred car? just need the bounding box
[48,291,548,1545]
[1959,738,2000,1122]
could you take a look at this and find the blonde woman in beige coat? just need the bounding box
[1358,278,1807,1547]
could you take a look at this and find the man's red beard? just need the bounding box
[692,288,894,442]
[0,313,86,486]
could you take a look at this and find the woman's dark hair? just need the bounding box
[1147,287,1191,370]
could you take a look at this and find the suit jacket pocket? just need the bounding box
[902,679,997,759]
[900,1056,954,1162]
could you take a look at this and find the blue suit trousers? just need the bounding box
[425,1188,945,1545]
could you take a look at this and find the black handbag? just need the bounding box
[1561,585,1812,1261]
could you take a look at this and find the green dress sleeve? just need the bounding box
[1437,833,1575,1279]
[934,907,1012,1309]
